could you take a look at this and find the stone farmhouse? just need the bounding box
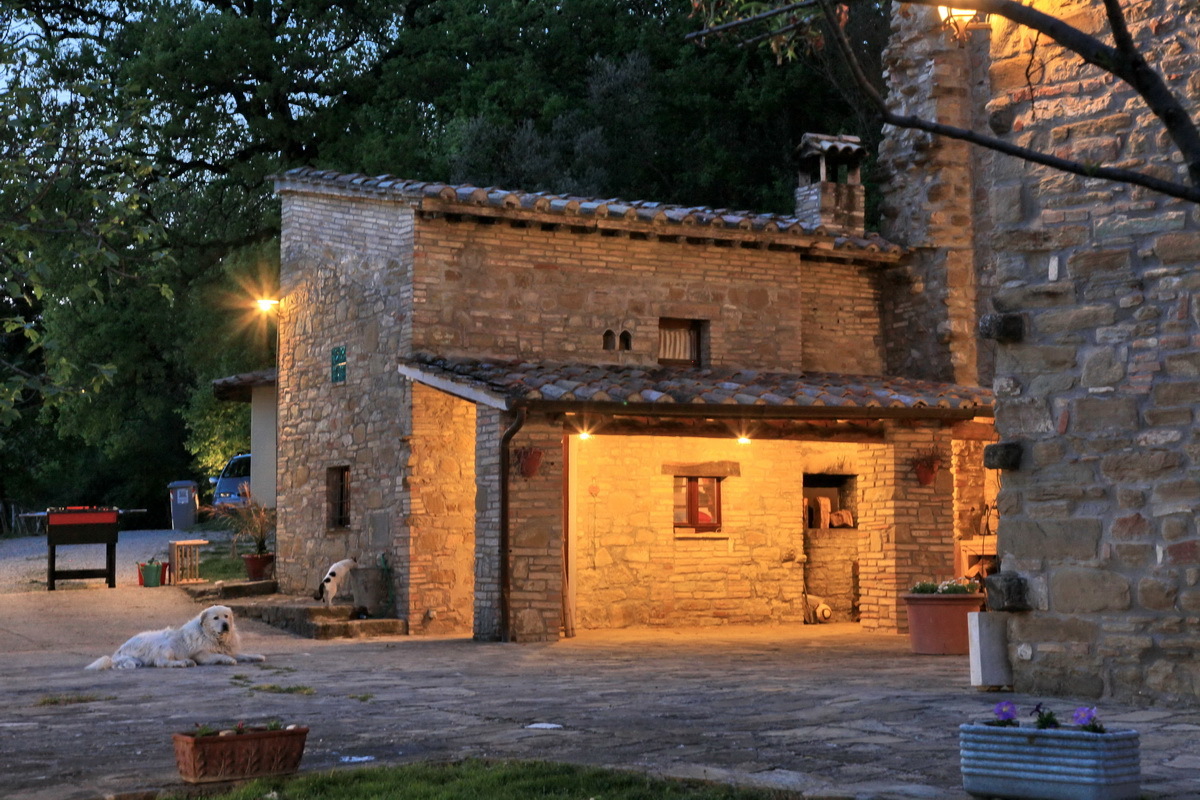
[270,134,998,644]
[880,3,1200,705]
[255,0,1200,706]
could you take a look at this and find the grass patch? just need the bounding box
[200,552,247,582]
[36,693,114,706]
[171,759,801,800]
[349,693,374,702]
[249,684,315,695]
[257,664,298,674]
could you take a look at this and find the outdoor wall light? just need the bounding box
[256,297,280,313]
[938,5,990,43]
[737,437,751,445]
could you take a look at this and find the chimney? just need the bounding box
[795,133,866,237]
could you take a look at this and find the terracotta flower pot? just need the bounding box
[242,553,275,581]
[903,593,986,654]
[173,726,308,784]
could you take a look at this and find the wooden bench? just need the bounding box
[46,507,120,590]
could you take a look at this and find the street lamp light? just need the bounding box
[256,298,279,313]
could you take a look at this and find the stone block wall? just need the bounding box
[410,216,885,375]
[570,436,811,628]
[276,191,414,596]
[505,416,566,642]
[879,4,995,387]
[986,0,1200,702]
[883,0,1200,703]
[407,384,476,634]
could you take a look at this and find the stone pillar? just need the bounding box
[878,3,991,385]
[473,407,504,641]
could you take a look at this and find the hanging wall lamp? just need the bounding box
[938,5,990,44]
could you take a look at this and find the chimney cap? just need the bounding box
[798,133,865,163]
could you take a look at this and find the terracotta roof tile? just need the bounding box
[274,168,903,259]
[398,355,994,418]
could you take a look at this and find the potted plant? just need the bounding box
[210,490,277,581]
[910,448,945,485]
[173,720,308,784]
[961,702,1140,800]
[903,578,985,654]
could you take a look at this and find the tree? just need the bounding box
[3,0,867,516]
[690,0,1200,203]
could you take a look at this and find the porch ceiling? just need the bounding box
[397,355,994,422]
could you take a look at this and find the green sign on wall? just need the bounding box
[331,346,346,383]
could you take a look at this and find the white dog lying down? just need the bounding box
[313,557,357,608]
[86,604,264,670]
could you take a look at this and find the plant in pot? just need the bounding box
[910,448,945,486]
[903,578,985,655]
[173,720,308,783]
[961,701,1140,800]
[211,489,277,581]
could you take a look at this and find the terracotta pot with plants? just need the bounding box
[173,721,308,783]
[211,488,277,581]
[903,578,985,655]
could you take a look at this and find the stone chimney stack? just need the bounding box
[794,133,865,237]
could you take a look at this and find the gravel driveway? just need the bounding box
[0,529,232,593]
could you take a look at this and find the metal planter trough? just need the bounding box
[960,723,1140,800]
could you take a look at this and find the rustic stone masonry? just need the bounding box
[883,1,1200,703]
[410,215,885,376]
[276,168,993,641]
[276,191,413,596]
[879,5,994,387]
[407,384,475,634]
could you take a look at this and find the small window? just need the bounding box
[673,476,721,531]
[326,466,350,528]
[658,319,703,366]
[331,346,347,383]
[602,329,617,351]
[619,330,632,351]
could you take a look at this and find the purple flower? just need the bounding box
[993,701,1017,721]
[1073,707,1097,727]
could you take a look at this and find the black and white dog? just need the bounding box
[313,558,357,607]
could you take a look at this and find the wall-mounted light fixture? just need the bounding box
[938,5,990,44]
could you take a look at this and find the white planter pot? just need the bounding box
[960,723,1140,800]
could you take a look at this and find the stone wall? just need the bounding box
[276,191,414,596]
[884,0,1200,703]
[879,4,995,387]
[410,216,885,375]
[407,384,476,634]
[570,436,811,628]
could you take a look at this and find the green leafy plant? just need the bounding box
[1033,703,1059,729]
[207,492,276,555]
[910,578,979,594]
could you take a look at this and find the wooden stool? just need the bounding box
[170,539,208,585]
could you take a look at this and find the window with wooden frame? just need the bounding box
[673,476,722,531]
[326,466,350,529]
[658,318,704,366]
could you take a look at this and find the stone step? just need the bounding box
[223,597,407,639]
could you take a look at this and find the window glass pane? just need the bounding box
[696,478,718,524]
[673,477,689,524]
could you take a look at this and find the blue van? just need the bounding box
[211,454,251,506]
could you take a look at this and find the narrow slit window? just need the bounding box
[619,330,632,351]
[326,466,350,528]
[602,330,616,351]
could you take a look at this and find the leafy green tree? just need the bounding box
[3,0,870,518]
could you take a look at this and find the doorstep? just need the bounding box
[218,593,408,639]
